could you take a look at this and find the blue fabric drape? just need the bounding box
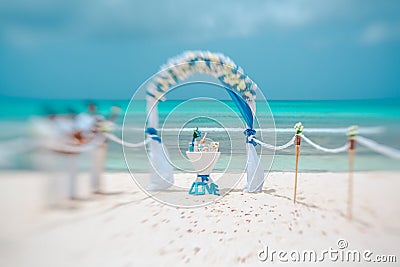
[225,89,254,129]
[226,88,264,192]
[226,89,256,145]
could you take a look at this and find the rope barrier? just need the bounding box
[252,135,296,150]
[1,136,104,157]
[0,138,38,165]
[2,124,400,160]
[103,132,151,148]
[301,134,349,153]
[41,130,400,158]
[0,138,37,153]
[0,133,150,162]
[252,134,349,153]
[356,135,400,159]
[42,135,106,153]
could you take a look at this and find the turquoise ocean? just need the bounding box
[1,98,400,173]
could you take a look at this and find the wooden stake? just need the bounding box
[294,135,301,204]
[348,138,355,219]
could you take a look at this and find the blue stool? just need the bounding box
[197,174,209,182]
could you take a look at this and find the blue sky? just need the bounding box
[0,0,400,100]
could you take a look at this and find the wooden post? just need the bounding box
[348,137,355,219]
[294,134,301,204]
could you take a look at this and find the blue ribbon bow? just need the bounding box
[244,128,257,146]
[146,128,161,143]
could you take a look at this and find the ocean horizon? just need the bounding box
[1,98,399,173]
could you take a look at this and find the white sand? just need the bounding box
[0,171,399,266]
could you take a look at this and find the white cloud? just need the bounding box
[1,0,399,46]
[0,0,349,42]
[360,22,400,45]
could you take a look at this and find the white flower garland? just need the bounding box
[147,50,258,102]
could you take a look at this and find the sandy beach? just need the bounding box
[2,0,400,266]
[0,170,399,266]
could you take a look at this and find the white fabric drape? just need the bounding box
[146,97,159,129]
[243,100,265,193]
[244,143,264,193]
[146,97,174,190]
[147,139,174,191]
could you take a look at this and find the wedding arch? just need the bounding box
[145,50,264,192]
